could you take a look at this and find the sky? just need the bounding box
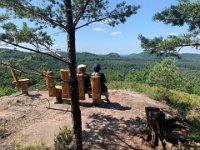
[52,0,200,55]
[1,0,200,55]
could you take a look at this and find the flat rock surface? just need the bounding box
[0,90,193,149]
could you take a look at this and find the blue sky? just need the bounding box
[52,0,200,55]
[1,0,200,55]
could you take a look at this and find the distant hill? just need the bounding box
[104,53,120,58]
[1,48,200,71]
[126,51,159,60]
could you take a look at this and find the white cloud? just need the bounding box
[93,27,106,31]
[169,32,177,36]
[111,31,122,35]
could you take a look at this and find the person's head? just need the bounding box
[77,64,86,74]
[93,64,101,72]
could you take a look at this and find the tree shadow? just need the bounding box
[13,92,42,100]
[83,113,146,150]
[80,100,131,111]
[26,93,42,100]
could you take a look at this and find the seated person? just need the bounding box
[77,64,92,98]
[92,63,110,103]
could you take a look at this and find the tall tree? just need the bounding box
[138,0,200,57]
[147,58,180,91]
[0,0,140,149]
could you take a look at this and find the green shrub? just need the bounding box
[54,126,73,150]
[189,115,200,142]
[147,87,169,101]
[15,143,46,150]
[0,127,6,138]
[0,86,17,97]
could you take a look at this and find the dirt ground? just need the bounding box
[0,90,196,150]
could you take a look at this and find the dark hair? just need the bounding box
[93,64,101,72]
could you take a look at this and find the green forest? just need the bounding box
[1,48,200,96]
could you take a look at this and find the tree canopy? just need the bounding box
[139,0,200,56]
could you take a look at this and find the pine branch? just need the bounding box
[3,1,66,29]
[1,62,70,84]
[1,39,70,65]
[181,42,200,47]
[73,0,91,28]
[0,62,50,78]
[75,16,110,30]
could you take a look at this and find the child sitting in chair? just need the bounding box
[92,63,110,103]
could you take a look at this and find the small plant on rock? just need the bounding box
[54,126,73,150]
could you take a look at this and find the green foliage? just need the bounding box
[138,34,192,57]
[139,1,200,56]
[0,126,7,139]
[1,22,52,50]
[1,48,200,96]
[147,58,180,90]
[0,87,17,97]
[125,68,149,83]
[153,1,200,31]
[15,143,47,150]
[54,126,73,150]
[0,13,9,22]
[189,114,200,141]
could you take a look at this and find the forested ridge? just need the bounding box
[1,48,200,96]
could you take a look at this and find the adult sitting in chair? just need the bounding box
[77,64,92,98]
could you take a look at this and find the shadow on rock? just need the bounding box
[83,113,146,150]
[80,100,131,111]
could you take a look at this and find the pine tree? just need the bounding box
[139,0,200,57]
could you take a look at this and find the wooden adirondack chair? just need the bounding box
[10,68,29,94]
[91,75,101,103]
[60,69,86,100]
[44,71,62,103]
[60,69,71,98]
[77,74,85,100]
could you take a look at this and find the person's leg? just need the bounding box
[87,91,92,98]
[104,91,110,103]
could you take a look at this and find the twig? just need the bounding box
[45,107,71,112]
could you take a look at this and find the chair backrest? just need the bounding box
[46,71,56,97]
[91,75,101,102]
[77,73,85,100]
[60,69,71,98]
[10,68,19,85]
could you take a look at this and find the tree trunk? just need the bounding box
[65,0,82,149]
[145,107,166,149]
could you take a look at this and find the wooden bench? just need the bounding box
[10,68,29,94]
